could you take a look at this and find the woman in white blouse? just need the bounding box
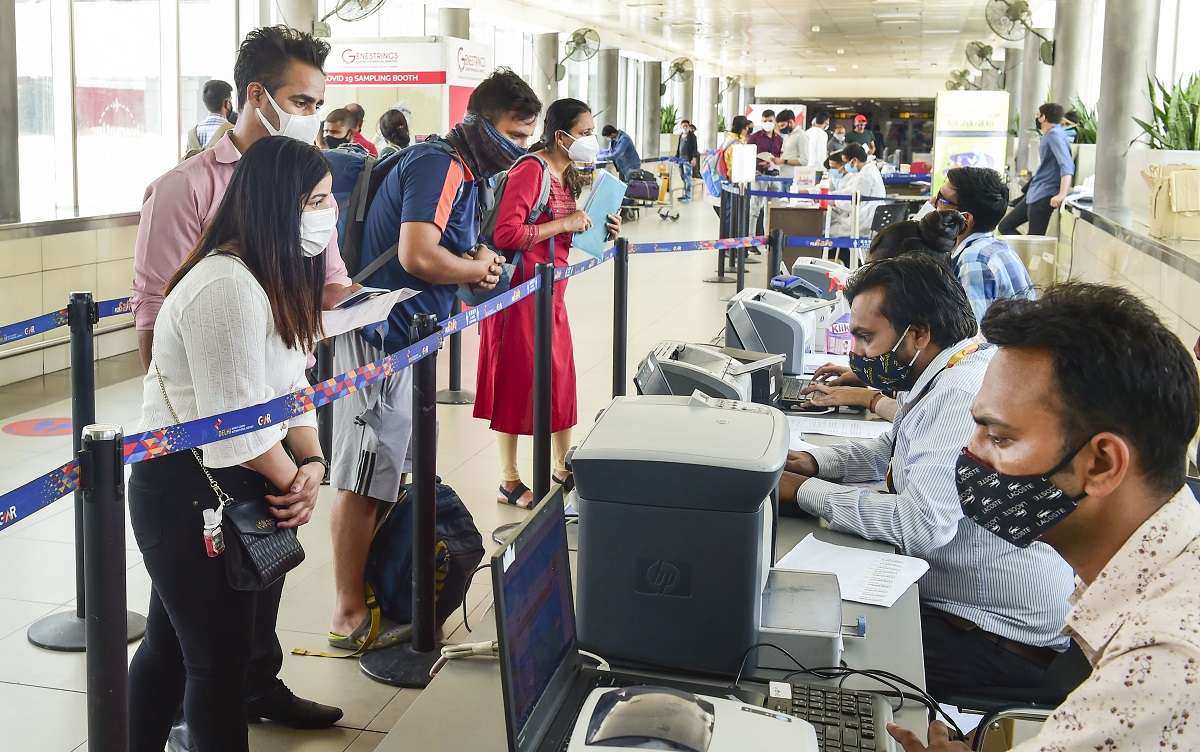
[128,136,336,752]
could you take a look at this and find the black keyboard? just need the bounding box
[781,376,812,403]
[765,682,893,752]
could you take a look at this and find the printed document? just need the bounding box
[776,534,928,607]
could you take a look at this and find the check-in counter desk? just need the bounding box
[1059,201,1200,348]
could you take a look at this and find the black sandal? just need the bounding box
[497,482,534,509]
[552,473,575,493]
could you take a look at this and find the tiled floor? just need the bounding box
[0,195,753,750]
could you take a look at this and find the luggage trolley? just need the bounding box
[620,167,659,222]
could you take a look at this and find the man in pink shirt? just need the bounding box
[130,25,348,739]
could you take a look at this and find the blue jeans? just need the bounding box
[678,162,693,200]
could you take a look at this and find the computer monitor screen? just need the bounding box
[495,493,577,744]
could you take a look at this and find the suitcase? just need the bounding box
[625,168,659,201]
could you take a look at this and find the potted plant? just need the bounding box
[1068,96,1098,184]
[659,104,678,157]
[1125,73,1200,215]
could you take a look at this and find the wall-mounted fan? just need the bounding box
[965,41,1007,72]
[313,0,385,36]
[985,0,1054,65]
[716,75,740,104]
[659,57,694,96]
[945,69,979,91]
[556,28,601,81]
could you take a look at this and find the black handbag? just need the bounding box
[156,366,305,591]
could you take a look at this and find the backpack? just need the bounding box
[701,138,736,198]
[364,479,485,628]
[457,152,553,307]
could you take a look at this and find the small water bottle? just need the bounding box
[202,507,225,558]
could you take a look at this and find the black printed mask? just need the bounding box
[955,445,1088,548]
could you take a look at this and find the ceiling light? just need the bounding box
[852,64,860,69]
[826,65,837,72]
[875,12,921,21]
[811,25,821,32]
[837,48,845,55]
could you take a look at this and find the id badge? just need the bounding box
[202,507,225,557]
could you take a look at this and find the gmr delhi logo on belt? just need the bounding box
[457,47,486,74]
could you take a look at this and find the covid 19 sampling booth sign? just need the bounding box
[322,37,493,140]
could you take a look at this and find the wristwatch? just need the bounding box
[299,456,330,474]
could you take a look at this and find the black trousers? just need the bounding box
[998,195,1055,236]
[127,452,283,752]
[921,608,1065,706]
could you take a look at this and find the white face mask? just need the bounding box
[256,88,322,144]
[562,132,600,164]
[299,206,337,257]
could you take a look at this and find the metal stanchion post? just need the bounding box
[360,312,442,688]
[80,423,129,752]
[851,190,862,269]
[29,293,145,651]
[316,339,334,481]
[705,187,735,284]
[435,329,475,405]
[767,229,784,283]
[736,243,746,293]
[612,238,629,398]
[531,262,554,505]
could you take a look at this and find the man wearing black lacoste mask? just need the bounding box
[889,282,1200,752]
[778,255,1076,704]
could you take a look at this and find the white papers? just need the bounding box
[321,288,420,339]
[802,353,850,374]
[333,286,391,309]
[787,414,892,440]
[776,534,929,607]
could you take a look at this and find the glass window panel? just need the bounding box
[179,0,236,153]
[15,0,60,220]
[1174,1,1200,82]
[73,0,163,214]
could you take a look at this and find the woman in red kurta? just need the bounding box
[474,98,620,508]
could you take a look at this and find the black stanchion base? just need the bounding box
[27,609,146,652]
[701,276,736,284]
[359,643,442,688]
[435,389,476,405]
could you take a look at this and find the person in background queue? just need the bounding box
[827,123,847,153]
[845,113,878,155]
[378,107,411,159]
[805,110,831,171]
[998,102,1075,237]
[186,79,234,156]
[935,166,1035,322]
[129,27,349,741]
[320,108,363,153]
[778,255,1077,705]
[675,118,699,202]
[129,137,334,752]
[475,98,620,507]
[889,283,1200,751]
[828,143,883,237]
[599,124,642,181]
[341,102,378,157]
[328,69,540,649]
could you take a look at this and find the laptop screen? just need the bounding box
[494,491,577,747]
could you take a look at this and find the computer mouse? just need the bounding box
[584,686,715,752]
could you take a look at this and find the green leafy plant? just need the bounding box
[1068,97,1098,145]
[717,113,726,134]
[1133,73,1200,150]
[659,104,678,134]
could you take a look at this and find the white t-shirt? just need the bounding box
[140,252,315,468]
[781,130,808,178]
[805,126,830,169]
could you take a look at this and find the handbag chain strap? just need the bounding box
[155,364,234,510]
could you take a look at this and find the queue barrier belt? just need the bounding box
[0,297,133,347]
[0,236,765,530]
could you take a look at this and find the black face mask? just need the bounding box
[325,135,349,149]
[955,443,1089,548]
[781,126,794,135]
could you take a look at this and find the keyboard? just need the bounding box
[765,682,896,752]
[780,375,812,404]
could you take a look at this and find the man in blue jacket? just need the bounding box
[999,102,1075,236]
[600,124,642,180]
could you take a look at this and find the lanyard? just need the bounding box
[884,343,979,493]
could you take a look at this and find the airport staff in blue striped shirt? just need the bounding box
[779,255,1075,703]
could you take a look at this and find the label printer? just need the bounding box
[725,288,837,376]
[634,340,784,406]
[570,393,845,680]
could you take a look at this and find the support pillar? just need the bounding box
[1050,0,1095,106]
[1095,0,1162,211]
[0,0,18,221]
[641,61,662,158]
[698,76,719,150]
[595,48,620,135]
[676,76,694,123]
[276,0,316,34]
[532,33,559,119]
[1003,48,1024,174]
[438,7,470,39]
[1016,29,1051,176]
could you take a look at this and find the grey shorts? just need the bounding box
[330,332,414,503]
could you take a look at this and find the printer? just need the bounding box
[571,393,844,678]
[725,288,837,375]
[789,257,852,300]
[634,341,784,406]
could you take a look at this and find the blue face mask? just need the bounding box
[477,114,527,162]
[844,163,859,175]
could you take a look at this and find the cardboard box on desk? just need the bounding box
[1144,163,1200,240]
